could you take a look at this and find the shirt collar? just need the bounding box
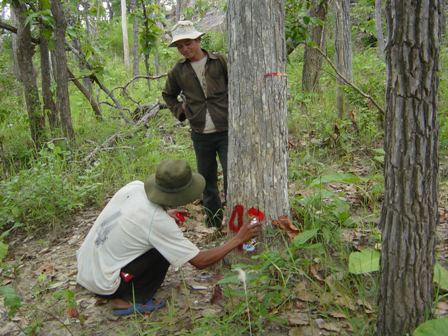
[180,49,218,63]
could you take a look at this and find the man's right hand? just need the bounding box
[234,219,262,244]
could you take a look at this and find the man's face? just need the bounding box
[174,38,201,60]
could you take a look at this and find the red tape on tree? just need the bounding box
[228,204,244,233]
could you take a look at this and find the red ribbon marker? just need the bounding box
[120,272,134,283]
[264,72,287,78]
[228,204,244,233]
[248,207,265,221]
[174,211,187,224]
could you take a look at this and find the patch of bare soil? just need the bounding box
[2,178,448,335]
[0,204,228,336]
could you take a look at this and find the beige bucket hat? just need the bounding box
[145,160,205,207]
[169,20,205,47]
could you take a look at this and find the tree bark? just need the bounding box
[121,0,130,68]
[141,1,152,91]
[334,0,352,118]
[106,0,113,21]
[374,0,385,58]
[302,0,328,93]
[50,0,75,141]
[40,29,59,130]
[39,0,59,130]
[11,0,45,148]
[227,0,289,225]
[176,0,182,21]
[130,0,139,77]
[377,0,443,334]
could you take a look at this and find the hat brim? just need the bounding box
[145,172,205,206]
[168,32,205,47]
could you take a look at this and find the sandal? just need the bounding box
[112,299,165,316]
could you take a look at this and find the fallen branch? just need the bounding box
[314,47,385,117]
[83,102,165,164]
[111,74,168,107]
[67,68,103,120]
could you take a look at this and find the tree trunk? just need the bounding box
[141,2,152,91]
[121,0,130,68]
[374,0,385,58]
[176,0,182,21]
[130,0,139,77]
[12,0,45,148]
[302,0,328,93]
[105,0,113,21]
[50,0,75,141]
[377,0,443,335]
[40,28,59,130]
[227,0,289,225]
[334,0,352,118]
[9,11,21,95]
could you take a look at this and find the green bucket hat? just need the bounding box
[145,160,205,207]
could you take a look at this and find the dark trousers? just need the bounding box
[101,248,169,304]
[191,131,228,227]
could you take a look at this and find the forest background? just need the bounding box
[0,0,448,335]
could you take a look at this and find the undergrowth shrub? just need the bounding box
[0,145,100,235]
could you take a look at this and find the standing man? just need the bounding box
[162,20,228,228]
[76,160,261,316]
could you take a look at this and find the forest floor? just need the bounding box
[2,179,448,336]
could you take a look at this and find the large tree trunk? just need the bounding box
[377,0,443,335]
[302,0,328,93]
[121,0,130,68]
[334,0,352,118]
[12,0,45,148]
[50,0,75,141]
[227,0,289,225]
[374,0,385,58]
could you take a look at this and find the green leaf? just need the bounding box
[292,229,319,248]
[434,263,448,290]
[0,240,8,263]
[309,173,362,187]
[0,286,22,317]
[413,318,448,336]
[348,249,380,274]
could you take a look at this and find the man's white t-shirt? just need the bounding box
[76,181,200,295]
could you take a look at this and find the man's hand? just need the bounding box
[189,218,262,269]
[234,218,262,244]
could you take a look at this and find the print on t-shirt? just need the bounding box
[94,210,122,247]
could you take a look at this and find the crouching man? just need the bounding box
[76,160,261,316]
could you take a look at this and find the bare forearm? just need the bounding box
[189,236,242,269]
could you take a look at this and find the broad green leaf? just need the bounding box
[434,263,448,290]
[292,229,319,248]
[413,318,448,336]
[348,249,380,274]
[0,286,22,317]
[0,240,7,263]
[309,173,362,187]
